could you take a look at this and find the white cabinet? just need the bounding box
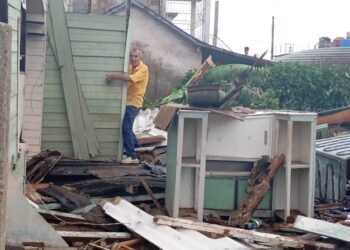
[206,113,273,161]
[165,110,209,221]
[165,109,316,221]
[206,111,316,220]
[272,113,317,220]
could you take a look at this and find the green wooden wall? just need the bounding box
[7,0,21,165]
[42,11,128,160]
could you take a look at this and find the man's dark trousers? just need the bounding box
[122,105,140,159]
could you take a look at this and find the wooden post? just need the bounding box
[0,22,12,250]
[271,16,275,60]
[213,0,219,46]
[190,0,196,36]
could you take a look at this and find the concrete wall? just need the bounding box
[7,0,21,167]
[128,7,201,102]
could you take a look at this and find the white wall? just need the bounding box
[128,7,202,102]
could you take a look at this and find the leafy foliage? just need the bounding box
[143,69,196,108]
[236,62,350,111]
[147,62,350,111]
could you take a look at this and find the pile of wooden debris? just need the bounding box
[21,150,350,250]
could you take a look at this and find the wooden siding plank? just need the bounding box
[69,28,126,43]
[66,14,127,31]
[27,13,45,23]
[41,141,74,156]
[76,71,125,86]
[42,119,70,128]
[47,0,95,159]
[95,129,120,142]
[45,69,61,84]
[8,0,21,10]
[22,129,41,139]
[82,85,122,99]
[91,114,121,129]
[26,23,45,34]
[44,84,64,99]
[71,42,125,57]
[73,56,124,71]
[86,99,122,114]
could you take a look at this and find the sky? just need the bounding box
[212,0,350,58]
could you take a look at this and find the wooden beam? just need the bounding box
[293,215,350,242]
[38,209,88,223]
[139,177,168,215]
[0,22,11,250]
[154,216,305,248]
[317,109,350,125]
[57,231,131,240]
[47,0,99,159]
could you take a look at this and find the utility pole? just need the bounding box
[271,16,274,60]
[87,0,92,13]
[203,0,211,43]
[213,0,219,46]
[0,22,12,250]
[190,0,196,36]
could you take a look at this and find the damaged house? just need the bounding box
[1,0,350,249]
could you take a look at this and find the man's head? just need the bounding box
[130,48,142,68]
[244,46,249,55]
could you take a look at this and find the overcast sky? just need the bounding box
[213,0,350,57]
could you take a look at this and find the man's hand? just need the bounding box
[105,73,132,83]
[105,74,114,83]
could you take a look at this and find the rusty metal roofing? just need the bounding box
[316,134,350,160]
[274,47,350,66]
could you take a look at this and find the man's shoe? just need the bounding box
[121,157,139,164]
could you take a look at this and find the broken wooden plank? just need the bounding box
[314,203,342,211]
[100,198,250,250]
[110,238,144,250]
[38,208,88,223]
[57,231,131,240]
[293,215,350,242]
[139,177,168,215]
[317,108,350,125]
[88,166,150,179]
[23,247,77,250]
[40,193,165,210]
[154,215,306,248]
[37,185,91,211]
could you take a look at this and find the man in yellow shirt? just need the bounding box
[106,48,149,164]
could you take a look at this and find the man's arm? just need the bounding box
[106,72,133,83]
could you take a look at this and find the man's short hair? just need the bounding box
[130,48,142,58]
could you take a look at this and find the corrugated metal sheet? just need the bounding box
[102,198,249,250]
[316,134,350,160]
[275,47,350,66]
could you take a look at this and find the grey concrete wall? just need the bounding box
[0,22,12,250]
[128,7,202,102]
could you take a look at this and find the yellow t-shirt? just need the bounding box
[127,62,149,107]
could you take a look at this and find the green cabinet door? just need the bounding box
[204,177,235,210]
